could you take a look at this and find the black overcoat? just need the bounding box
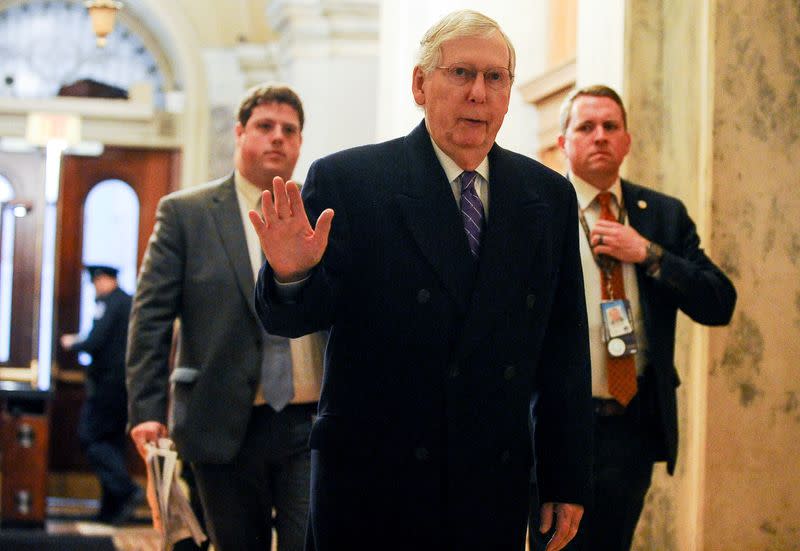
[257,122,593,550]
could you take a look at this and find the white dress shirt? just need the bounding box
[234,171,264,282]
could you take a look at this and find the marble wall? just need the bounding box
[625,1,701,549]
[706,1,800,549]
[625,1,800,549]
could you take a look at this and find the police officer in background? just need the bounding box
[61,265,143,524]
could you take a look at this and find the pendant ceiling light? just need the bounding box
[85,0,123,48]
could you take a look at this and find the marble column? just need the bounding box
[705,1,800,549]
[267,0,380,182]
[625,1,800,549]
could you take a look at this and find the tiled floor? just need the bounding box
[44,497,532,551]
[46,496,164,551]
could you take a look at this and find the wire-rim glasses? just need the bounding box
[436,63,514,90]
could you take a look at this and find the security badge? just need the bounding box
[579,199,639,359]
[600,298,638,357]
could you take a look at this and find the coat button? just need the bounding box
[414,447,430,461]
[526,294,536,309]
[449,363,460,378]
[417,289,431,304]
[503,365,516,380]
[500,450,511,464]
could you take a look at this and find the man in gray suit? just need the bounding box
[126,84,325,551]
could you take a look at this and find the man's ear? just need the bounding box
[411,66,426,106]
[234,121,244,141]
[622,130,632,157]
[557,134,566,152]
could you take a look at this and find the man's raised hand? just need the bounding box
[248,176,334,282]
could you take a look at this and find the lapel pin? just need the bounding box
[637,200,648,209]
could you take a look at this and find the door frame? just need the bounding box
[51,145,179,473]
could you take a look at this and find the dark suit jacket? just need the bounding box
[623,179,736,474]
[73,286,131,437]
[256,122,592,550]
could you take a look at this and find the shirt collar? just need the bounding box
[234,169,264,207]
[429,137,489,183]
[569,172,623,211]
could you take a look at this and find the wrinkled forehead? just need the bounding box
[439,31,511,66]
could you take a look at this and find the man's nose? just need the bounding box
[593,126,608,141]
[467,73,487,102]
[271,127,286,141]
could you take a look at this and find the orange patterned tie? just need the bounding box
[597,192,638,406]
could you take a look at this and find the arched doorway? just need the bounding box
[0,0,205,519]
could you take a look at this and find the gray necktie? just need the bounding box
[256,232,294,411]
[261,330,294,411]
[460,171,485,257]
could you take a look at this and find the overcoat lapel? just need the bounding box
[394,123,475,312]
[209,177,260,322]
[454,145,546,360]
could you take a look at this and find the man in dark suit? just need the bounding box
[61,265,142,525]
[249,10,592,551]
[532,84,737,550]
[126,84,326,551]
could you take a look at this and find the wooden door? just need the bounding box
[51,146,180,473]
[0,150,46,375]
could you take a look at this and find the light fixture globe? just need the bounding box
[85,0,123,47]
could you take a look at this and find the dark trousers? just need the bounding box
[530,397,654,551]
[78,400,138,518]
[192,403,315,551]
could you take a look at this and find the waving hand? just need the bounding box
[248,176,334,282]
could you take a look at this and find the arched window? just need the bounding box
[78,179,139,365]
[0,0,168,107]
[0,174,14,362]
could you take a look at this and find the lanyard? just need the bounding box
[578,198,627,299]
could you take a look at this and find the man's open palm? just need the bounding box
[248,176,334,282]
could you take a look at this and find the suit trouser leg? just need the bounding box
[529,404,654,551]
[192,404,314,551]
[79,402,137,515]
[269,406,313,551]
[576,402,653,551]
[85,437,137,498]
[580,407,654,551]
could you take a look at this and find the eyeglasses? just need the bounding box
[436,63,514,90]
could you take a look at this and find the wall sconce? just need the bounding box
[5,201,32,219]
[85,0,123,48]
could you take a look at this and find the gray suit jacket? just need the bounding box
[127,174,324,463]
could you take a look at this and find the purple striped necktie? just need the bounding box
[460,171,484,257]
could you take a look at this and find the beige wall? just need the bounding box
[626,1,800,549]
